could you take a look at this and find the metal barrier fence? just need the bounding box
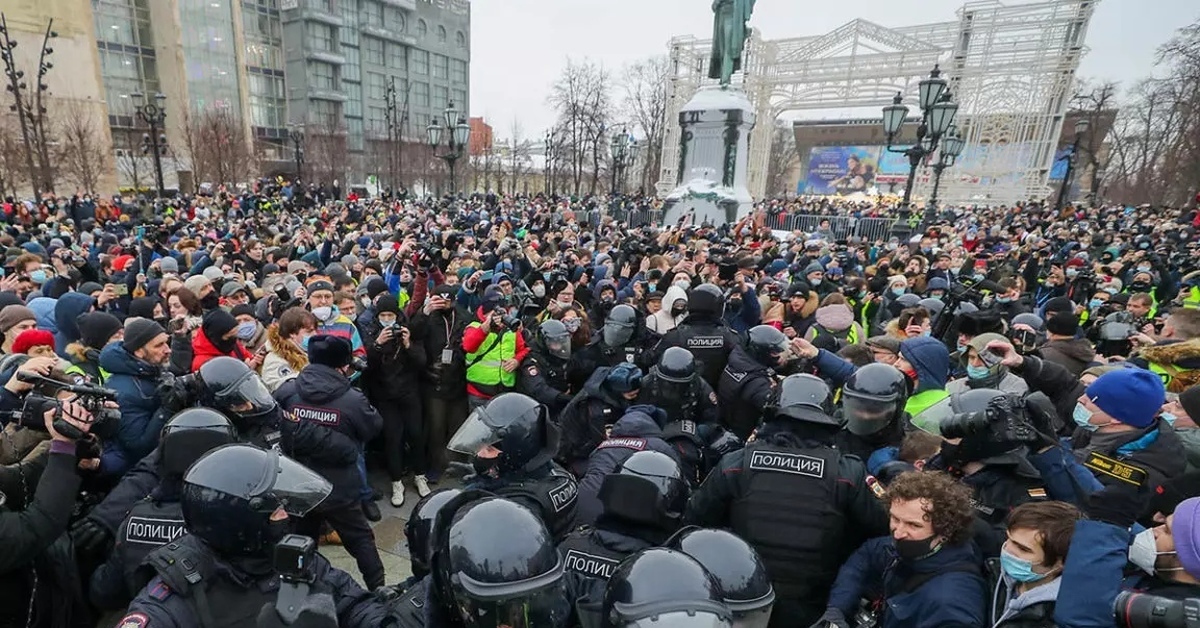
[563,209,894,242]
[567,209,664,228]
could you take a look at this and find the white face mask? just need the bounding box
[311,306,333,322]
[532,284,546,298]
[1129,528,1181,576]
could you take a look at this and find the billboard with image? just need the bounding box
[801,146,880,195]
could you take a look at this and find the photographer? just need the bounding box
[411,284,467,483]
[462,285,528,410]
[0,399,95,628]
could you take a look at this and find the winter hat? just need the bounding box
[375,293,401,315]
[230,304,256,319]
[604,363,643,393]
[1085,367,1166,429]
[804,261,825,277]
[814,304,854,332]
[766,259,788,276]
[78,281,104,296]
[77,312,122,350]
[128,297,159,321]
[307,334,353,369]
[287,260,309,276]
[159,257,179,274]
[363,277,388,300]
[305,279,335,295]
[1044,297,1075,316]
[202,309,238,342]
[0,305,36,334]
[184,276,212,297]
[865,335,901,355]
[1149,472,1200,521]
[1045,311,1080,337]
[123,317,165,353]
[1171,497,1200,578]
[341,254,360,268]
[221,282,249,298]
[481,285,505,311]
[1180,385,1200,422]
[899,336,950,389]
[0,292,24,309]
[202,266,224,282]
[12,329,54,354]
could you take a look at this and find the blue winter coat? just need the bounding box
[99,342,168,477]
[827,536,986,628]
[1053,519,1135,628]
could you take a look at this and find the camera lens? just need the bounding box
[1113,592,1190,628]
[939,411,993,441]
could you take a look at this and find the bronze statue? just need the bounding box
[709,0,756,86]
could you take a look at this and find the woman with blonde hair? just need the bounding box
[262,307,318,393]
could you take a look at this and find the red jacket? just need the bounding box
[461,306,529,399]
[191,328,251,372]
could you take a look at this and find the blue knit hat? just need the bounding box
[1172,496,1200,578]
[1085,367,1165,429]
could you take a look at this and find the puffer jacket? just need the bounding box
[99,342,167,477]
[1133,338,1200,393]
[646,285,687,335]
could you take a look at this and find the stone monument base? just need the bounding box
[662,177,753,227]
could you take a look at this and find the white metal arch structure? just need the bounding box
[657,0,1097,205]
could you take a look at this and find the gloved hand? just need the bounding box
[371,585,399,604]
[1086,481,1151,529]
[703,426,743,456]
[257,593,338,628]
[70,518,113,555]
[808,608,850,628]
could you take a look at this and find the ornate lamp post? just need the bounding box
[1,15,57,197]
[544,128,556,196]
[1054,116,1091,213]
[288,123,304,181]
[608,126,637,195]
[426,101,470,196]
[882,65,959,240]
[926,125,966,219]
[131,92,168,197]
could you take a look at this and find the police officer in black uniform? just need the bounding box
[575,405,680,525]
[656,284,741,389]
[718,325,793,441]
[600,548,733,628]
[667,527,776,628]
[557,363,642,476]
[90,407,237,610]
[569,305,655,391]
[386,487,464,628]
[73,357,362,557]
[686,374,889,628]
[637,347,720,426]
[427,496,573,627]
[836,363,909,462]
[559,450,690,626]
[518,319,574,416]
[274,334,387,590]
[116,444,390,628]
[448,392,579,541]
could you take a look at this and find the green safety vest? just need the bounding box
[1147,361,1196,393]
[906,389,950,417]
[64,362,109,385]
[812,324,859,347]
[1182,287,1200,310]
[465,322,517,388]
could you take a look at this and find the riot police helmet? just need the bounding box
[842,363,907,436]
[160,407,238,476]
[655,347,696,383]
[538,319,573,361]
[441,497,570,628]
[768,373,837,425]
[746,325,791,368]
[405,487,462,579]
[603,305,639,347]
[1011,313,1045,332]
[601,548,732,628]
[598,450,689,535]
[666,528,775,628]
[687,284,725,319]
[197,356,278,421]
[181,444,331,557]
[447,392,556,474]
[895,293,922,309]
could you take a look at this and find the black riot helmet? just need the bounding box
[746,325,791,367]
[447,392,556,474]
[538,318,572,361]
[667,528,775,628]
[160,407,238,476]
[687,284,725,319]
[647,347,696,404]
[601,548,732,628]
[842,363,907,436]
[598,451,689,537]
[197,356,277,421]
[441,497,571,628]
[895,293,922,309]
[603,305,639,347]
[405,487,462,579]
[768,373,837,425]
[181,444,331,557]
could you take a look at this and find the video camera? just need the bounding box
[492,306,522,331]
[939,394,1036,444]
[1115,592,1200,628]
[12,372,120,440]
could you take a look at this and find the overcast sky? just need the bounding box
[467,0,1197,141]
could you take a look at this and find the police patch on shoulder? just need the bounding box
[549,480,577,513]
[149,581,173,601]
[118,612,150,628]
[748,450,825,478]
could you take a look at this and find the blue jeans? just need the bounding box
[357,451,373,502]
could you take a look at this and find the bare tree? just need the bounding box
[765,122,798,197]
[112,128,148,192]
[621,56,669,194]
[56,99,108,193]
[506,118,534,193]
[305,122,348,185]
[0,114,27,198]
[182,107,253,187]
[549,59,614,195]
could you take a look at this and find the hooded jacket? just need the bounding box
[990,567,1060,628]
[1134,338,1200,393]
[1038,337,1096,378]
[947,334,1030,396]
[53,292,95,359]
[262,326,308,393]
[900,336,950,394]
[99,342,168,477]
[556,366,633,475]
[646,285,687,335]
[575,406,678,525]
[806,303,866,347]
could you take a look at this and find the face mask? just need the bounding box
[29,270,46,284]
[728,297,743,311]
[894,536,939,562]
[532,284,546,298]
[556,300,573,311]
[563,318,581,333]
[674,281,691,291]
[891,287,906,297]
[200,292,221,310]
[1129,528,1180,575]
[1137,266,1152,273]
[311,306,334,322]
[1089,299,1104,310]
[471,455,497,478]
[1161,412,1178,427]
[377,315,397,327]
[1000,549,1052,583]
[966,364,991,380]
[997,296,1013,304]
[1073,402,1099,431]
[236,321,258,340]
[1066,269,1080,279]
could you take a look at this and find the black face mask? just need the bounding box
[200,292,220,310]
[894,535,940,562]
[727,298,743,312]
[472,455,498,478]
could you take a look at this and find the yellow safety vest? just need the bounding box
[906,389,950,417]
[1148,361,1197,393]
[1182,287,1200,310]
[465,322,517,388]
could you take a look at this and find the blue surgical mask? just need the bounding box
[1073,402,1098,431]
[29,269,46,284]
[956,342,968,354]
[1000,549,1052,583]
[1089,299,1103,310]
[1161,412,1178,426]
[236,321,258,340]
[891,287,906,297]
[996,296,1013,304]
[966,364,991,380]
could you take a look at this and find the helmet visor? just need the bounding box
[910,397,954,437]
[453,566,570,627]
[603,323,635,347]
[1100,321,1133,341]
[843,397,898,436]
[618,611,732,628]
[270,452,332,517]
[447,406,504,456]
[732,606,773,628]
[217,371,277,416]
[545,333,571,360]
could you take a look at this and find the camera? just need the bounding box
[274,534,317,584]
[1114,592,1200,628]
[493,306,522,331]
[940,395,1036,443]
[13,373,121,440]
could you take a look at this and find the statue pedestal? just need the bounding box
[662,85,756,227]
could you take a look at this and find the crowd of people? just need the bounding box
[1,186,1200,628]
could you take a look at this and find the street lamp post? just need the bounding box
[1,14,57,197]
[882,65,960,241]
[426,101,470,196]
[131,91,168,197]
[289,124,304,182]
[384,77,398,193]
[926,125,966,216]
[608,126,637,195]
[1053,116,1091,214]
[544,129,555,196]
